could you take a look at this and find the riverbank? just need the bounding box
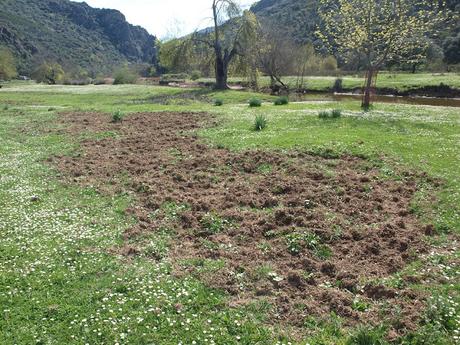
[195,72,460,99]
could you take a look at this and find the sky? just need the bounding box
[73,0,257,39]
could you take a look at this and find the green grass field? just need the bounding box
[0,83,458,344]
[198,72,460,91]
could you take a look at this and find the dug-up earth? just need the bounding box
[53,111,437,335]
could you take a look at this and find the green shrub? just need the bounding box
[214,98,224,106]
[322,55,338,72]
[113,67,137,85]
[253,115,267,131]
[331,109,342,118]
[3,104,8,111]
[249,97,262,107]
[111,109,124,123]
[318,109,342,119]
[32,62,65,85]
[333,78,343,92]
[190,70,202,81]
[0,47,17,81]
[318,110,330,119]
[274,96,289,106]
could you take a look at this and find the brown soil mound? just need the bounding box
[53,111,431,333]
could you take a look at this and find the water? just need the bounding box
[293,92,460,108]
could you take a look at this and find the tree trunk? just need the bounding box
[212,1,229,90]
[362,68,375,109]
[215,54,229,90]
[250,64,259,91]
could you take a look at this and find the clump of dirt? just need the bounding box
[53,111,433,334]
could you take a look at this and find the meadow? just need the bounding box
[0,82,458,345]
[198,72,460,92]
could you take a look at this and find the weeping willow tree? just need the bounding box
[159,2,259,89]
[186,1,259,89]
[231,11,261,90]
[317,0,450,109]
[159,39,203,74]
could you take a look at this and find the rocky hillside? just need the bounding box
[251,0,321,46]
[0,0,158,75]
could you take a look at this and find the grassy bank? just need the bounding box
[0,84,458,344]
[197,72,460,92]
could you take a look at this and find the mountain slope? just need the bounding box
[0,0,158,75]
[251,0,321,47]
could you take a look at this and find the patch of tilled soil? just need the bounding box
[53,111,434,334]
[133,91,212,105]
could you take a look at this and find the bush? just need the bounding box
[274,96,289,106]
[322,55,338,72]
[0,47,17,81]
[190,70,202,81]
[331,109,342,118]
[112,109,124,123]
[113,67,137,85]
[333,78,343,92]
[249,97,262,107]
[253,115,267,131]
[214,98,224,106]
[319,109,342,119]
[318,110,330,119]
[32,62,65,84]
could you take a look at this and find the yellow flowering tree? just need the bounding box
[317,0,449,108]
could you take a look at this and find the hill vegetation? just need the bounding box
[0,0,158,77]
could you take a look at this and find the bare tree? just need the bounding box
[256,21,297,91]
